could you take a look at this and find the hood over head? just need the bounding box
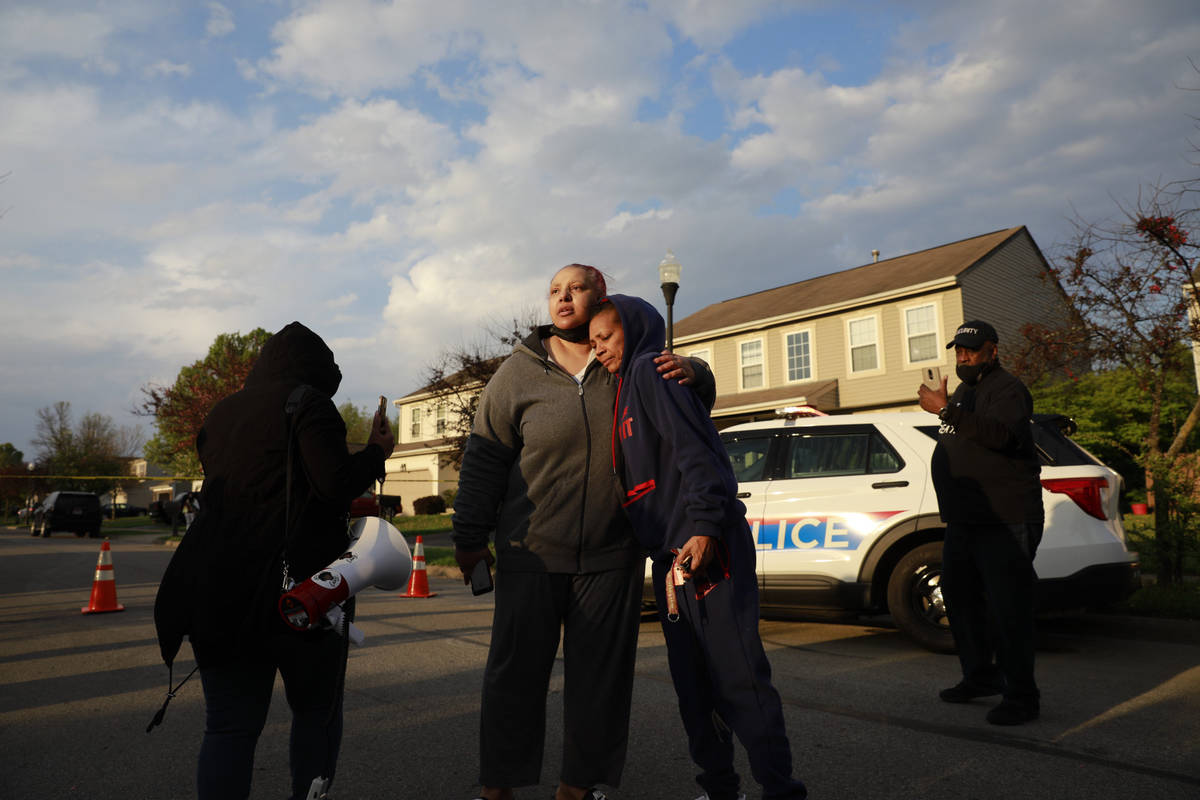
[602,294,665,375]
[244,321,342,396]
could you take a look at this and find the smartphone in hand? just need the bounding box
[921,366,942,391]
[470,558,494,596]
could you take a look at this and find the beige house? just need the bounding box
[385,381,467,515]
[672,226,1066,426]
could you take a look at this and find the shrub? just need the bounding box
[413,494,447,515]
[441,488,458,509]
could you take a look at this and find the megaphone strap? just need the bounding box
[145,662,199,733]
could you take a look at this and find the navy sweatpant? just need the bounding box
[651,533,807,800]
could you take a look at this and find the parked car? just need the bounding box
[101,502,147,518]
[150,492,195,526]
[29,491,103,538]
[647,411,1139,652]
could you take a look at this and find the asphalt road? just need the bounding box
[1,528,1198,799]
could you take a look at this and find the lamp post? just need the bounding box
[658,250,681,352]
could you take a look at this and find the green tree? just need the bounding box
[137,329,272,476]
[31,402,143,493]
[1015,184,1198,583]
[0,442,22,468]
[1031,358,1200,500]
[0,443,26,520]
[338,401,374,444]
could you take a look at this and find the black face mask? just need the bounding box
[956,360,995,385]
[550,323,590,343]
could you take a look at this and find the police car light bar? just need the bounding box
[775,404,827,418]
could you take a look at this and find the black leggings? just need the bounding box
[197,629,345,800]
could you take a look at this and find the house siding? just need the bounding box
[958,230,1065,355]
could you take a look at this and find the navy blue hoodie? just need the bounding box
[602,294,747,559]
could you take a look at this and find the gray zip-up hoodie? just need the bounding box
[451,326,638,573]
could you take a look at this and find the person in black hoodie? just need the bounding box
[153,321,394,800]
[590,295,807,800]
[917,319,1043,726]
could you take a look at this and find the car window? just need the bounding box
[723,435,773,482]
[915,419,1100,468]
[782,430,903,478]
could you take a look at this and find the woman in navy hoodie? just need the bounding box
[590,294,808,800]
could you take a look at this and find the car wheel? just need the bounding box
[39,519,51,538]
[886,541,955,653]
[29,518,38,536]
[89,525,101,538]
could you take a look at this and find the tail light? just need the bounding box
[1041,476,1108,520]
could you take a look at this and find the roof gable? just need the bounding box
[675,226,1025,338]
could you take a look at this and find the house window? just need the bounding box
[740,339,764,389]
[688,349,713,377]
[410,407,422,438]
[435,404,447,435]
[905,304,938,363]
[785,330,812,382]
[848,317,879,373]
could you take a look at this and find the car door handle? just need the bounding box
[736,492,751,498]
[871,480,909,489]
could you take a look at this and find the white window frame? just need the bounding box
[410,406,422,439]
[435,403,447,436]
[845,313,884,376]
[738,337,766,391]
[901,301,942,368]
[688,348,713,378]
[782,326,816,383]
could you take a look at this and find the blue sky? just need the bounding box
[1,0,1198,460]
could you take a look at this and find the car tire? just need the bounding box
[39,519,51,538]
[887,541,955,653]
[88,526,101,538]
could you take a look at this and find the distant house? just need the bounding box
[385,361,497,515]
[672,226,1067,426]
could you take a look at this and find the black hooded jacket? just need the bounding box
[153,322,387,667]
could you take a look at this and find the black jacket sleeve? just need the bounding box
[942,375,1033,454]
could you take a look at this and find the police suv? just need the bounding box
[711,410,1138,652]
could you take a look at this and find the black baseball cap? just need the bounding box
[946,320,998,350]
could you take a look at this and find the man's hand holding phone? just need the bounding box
[368,395,396,455]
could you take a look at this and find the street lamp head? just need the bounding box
[658,250,681,287]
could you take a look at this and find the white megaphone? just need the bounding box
[279,517,413,640]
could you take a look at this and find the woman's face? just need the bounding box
[548,266,599,330]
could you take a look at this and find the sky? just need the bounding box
[1,0,1198,462]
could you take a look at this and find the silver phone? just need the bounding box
[921,366,942,391]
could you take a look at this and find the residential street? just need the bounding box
[1,528,1197,799]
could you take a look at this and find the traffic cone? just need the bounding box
[82,538,125,614]
[399,535,437,598]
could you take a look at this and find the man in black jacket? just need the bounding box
[917,320,1043,726]
[154,321,394,799]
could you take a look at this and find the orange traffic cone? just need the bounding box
[82,538,125,614]
[400,535,437,598]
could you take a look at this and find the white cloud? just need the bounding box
[145,60,192,79]
[206,3,235,38]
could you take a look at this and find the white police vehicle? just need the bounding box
[704,410,1138,652]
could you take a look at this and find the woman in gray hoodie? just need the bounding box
[452,264,711,800]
